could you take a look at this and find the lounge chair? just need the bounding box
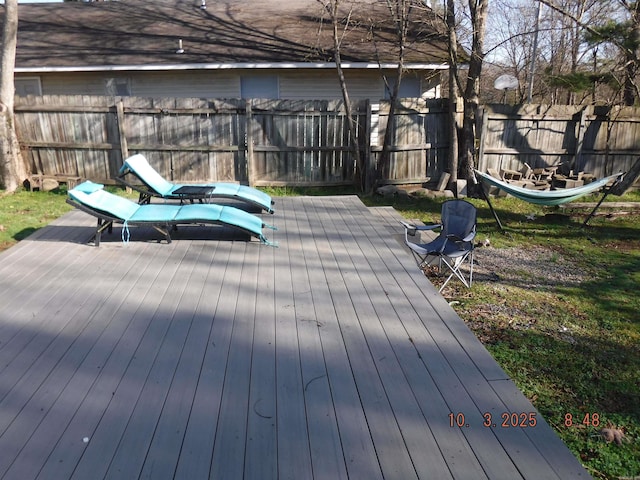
[116,154,275,214]
[67,181,276,246]
[401,200,477,292]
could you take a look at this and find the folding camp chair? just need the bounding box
[401,200,477,292]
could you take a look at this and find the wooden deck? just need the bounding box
[0,196,590,480]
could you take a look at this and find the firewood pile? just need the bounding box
[488,163,597,192]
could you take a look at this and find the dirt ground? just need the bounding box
[470,244,590,288]
[422,244,590,292]
[421,244,594,345]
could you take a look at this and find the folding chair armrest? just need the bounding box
[416,224,442,231]
[400,221,441,237]
[400,220,414,229]
[446,233,475,243]
[461,231,476,243]
[400,220,417,236]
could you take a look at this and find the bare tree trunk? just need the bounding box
[376,0,409,185]
[625,2,640,106]
[446,0,459,184]
[460,0,488,189]
[0,0,27,192]
[377,81,399,185]
[610,157,640,195]
[567,1,588,105]
[320,0,367,191]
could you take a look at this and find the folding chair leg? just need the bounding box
[438,252,473,292]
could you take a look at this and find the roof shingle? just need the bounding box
[9,0,449,69]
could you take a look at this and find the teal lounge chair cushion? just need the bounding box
[68,181,276,245]
[129,204,183,222]
[119,154,274,213]
[172,182,273,211]
[122,155,175,196]
[73,180,105,194]
[69,187,140,220]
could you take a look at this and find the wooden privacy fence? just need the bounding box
[14,95,449,188]
[14,96,640,189]
[374,99,450,183]
[478,104,640,180]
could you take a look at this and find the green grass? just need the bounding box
[2,184,639,479]
[0,186,73,250]
[0,185,138,250]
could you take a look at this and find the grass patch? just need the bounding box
[0,185,138,252]
[2,183,639,479]
[261,185,358,197]
[0,186,73,250]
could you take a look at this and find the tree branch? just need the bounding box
[538,0,632,56]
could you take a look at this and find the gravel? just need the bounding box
[421,243,591,291]
[471,245,590,288]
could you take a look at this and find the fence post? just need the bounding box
[476,106,489,172]
[246,99,255,187]
[363,99,375,192]
[116,98,129,162]
[573,105,590,172]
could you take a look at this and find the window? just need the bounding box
[384,75,421,98]
[105,78,132,96]
[15,77,42,96]
[241,75,279,99]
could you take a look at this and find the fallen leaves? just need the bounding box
[599,422,630,445]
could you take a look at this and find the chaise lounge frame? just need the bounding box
[116,154,275,214]
[67,181,276,247]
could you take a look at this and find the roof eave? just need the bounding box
[15,62,450,74]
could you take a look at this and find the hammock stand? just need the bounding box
[474,170,623,230]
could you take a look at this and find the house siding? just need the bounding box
[17,69,442,101]
[131,72,239,98]
[280,71,383,100]
[36,72,239,98]
[41,73,108,96]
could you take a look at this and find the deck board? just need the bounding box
[300,198,386,480]
[171,241,237,480]
[272,207,312,480]
[102,241,212,479]
[0,198,591,480]
[0,248,129,479]
[286,200,347,480]
[359,202,526,479]
[315,197,441,478]
[34,242,179,480]
[338,201,480,479]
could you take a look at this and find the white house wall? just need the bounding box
[131,71,239,98]
[19,69,441,100]
[40,73,109,96]
[280,71,383,100]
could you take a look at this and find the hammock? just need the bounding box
[474,170,621,206]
